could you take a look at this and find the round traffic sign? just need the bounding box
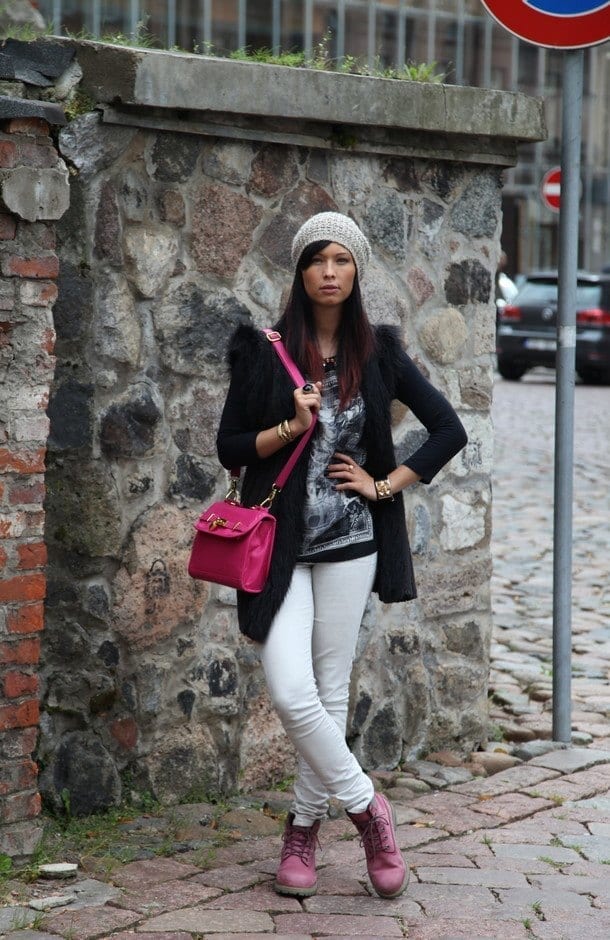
[480,1,610,49]
[541,167,561,212]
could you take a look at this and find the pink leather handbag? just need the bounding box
[187,331,317,593]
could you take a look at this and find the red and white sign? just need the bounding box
[480,1,610,49]
[541,167,561,213]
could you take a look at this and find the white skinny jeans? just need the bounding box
[260,554,377,827]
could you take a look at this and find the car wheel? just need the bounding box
[497,360,526,381]
[577,367,608,386]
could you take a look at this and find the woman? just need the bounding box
[217,211,467,900]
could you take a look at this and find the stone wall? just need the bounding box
[4,40,545,820]
[0,98,69,860]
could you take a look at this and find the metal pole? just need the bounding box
[367,0,376,72]
[552,48,584,743]
[167,0,176,48]
[272,0,281,55]
[129,0,139,39]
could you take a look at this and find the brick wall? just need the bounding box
[0,108,68,862]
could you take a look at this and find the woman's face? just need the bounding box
[301,242,356,311]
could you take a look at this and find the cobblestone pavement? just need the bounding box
[2,369,609,939]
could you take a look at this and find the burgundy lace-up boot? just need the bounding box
[347,793,409,898]
[274,814,321,897]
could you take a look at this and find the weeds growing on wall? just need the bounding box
[1,21,444,84]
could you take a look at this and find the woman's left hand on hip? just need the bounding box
[328,452,377,501]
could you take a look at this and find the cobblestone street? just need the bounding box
[1,369,609,940]
[490,370,610,750]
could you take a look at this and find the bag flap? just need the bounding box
[194,501,274,539]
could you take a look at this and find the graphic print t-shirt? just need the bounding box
[298,364,375,563]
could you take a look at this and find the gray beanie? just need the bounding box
[291,212,371,277]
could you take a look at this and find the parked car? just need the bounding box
[496,270,610,384]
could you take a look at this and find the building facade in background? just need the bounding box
[42,0,610,277]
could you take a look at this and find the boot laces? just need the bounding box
[281,823,319,864]
[358,807,393,859]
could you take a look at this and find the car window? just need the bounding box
[515,281,558,304]
[515,280,601,307]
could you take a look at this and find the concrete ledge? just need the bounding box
[62,39,546,167]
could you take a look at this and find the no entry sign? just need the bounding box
[480,1,610,49]
[541,167,561,212]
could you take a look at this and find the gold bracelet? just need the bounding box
[374,478,393,501]
[277,420,293,444]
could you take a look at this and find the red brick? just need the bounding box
[8,480,46,505]
[0,789,41,823]
[7,602,44,635]
[0,211,16,239]
[16,542,47,570]
[19,280,58,306]
[3,671,39,699]
[0,510,46,540]
[0,321,13,347]
[0,447,46,473]
[0,699,39,731]
[16,221,57,250]
[0,727,38,759]
[15,139,57,168]
[0,758,38,795]
[2,117,50,136]
[0,636,41,665]
[22,510,46,538]
[42,327,56,355]
[0,140,17,167]
[0,545,7,569]
[5,255,59,279]
[0,572,46,603]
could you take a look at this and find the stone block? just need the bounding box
[2,166,69,222]
[249,143,298,196]
[123,223,179,298]
[529,748,610,774]
[44,458,122,558]
[418,306,468,364]
[59,112,136,182]
[274,913,403,936]
[99,384,162,458]
[93,179,122,264]
[0,817,42,858]
[144,907,275,933]
[192,181,262,277]
[39,731,121,816]
[93,273,141,365]
[441,490,488,551]
[47,378,94,450]
[111,502,208,651]
[154,281,251,376]
[41,904,140,939]
[445,260,492,305]
[450,171,501,238]
[364,188,407,260]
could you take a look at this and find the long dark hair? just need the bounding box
[275,240,377,409]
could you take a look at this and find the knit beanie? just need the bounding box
[291,212,371,277]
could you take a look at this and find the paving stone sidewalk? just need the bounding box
[2,741,610,940]
[3,376,609,939]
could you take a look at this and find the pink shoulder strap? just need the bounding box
[230,330,317,492]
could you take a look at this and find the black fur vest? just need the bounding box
[218,323,421,643]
